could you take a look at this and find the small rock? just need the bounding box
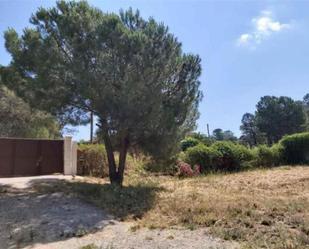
[76,225,88,237]
[62,227,74,238]
[10,227,34,243]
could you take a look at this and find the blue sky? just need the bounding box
[0,0,308,141]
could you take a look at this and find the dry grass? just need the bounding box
[33,166,309,249]
[139,166,309,249]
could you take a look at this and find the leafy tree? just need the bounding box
[239,113,265,147]
[223,130,237,141]
[212,128,237,141]
[212,128,224,141]
[4,1,202,185]
[189,132,213,146]
[0,85,61,138]
[0,64,90,129]
[255,96,306,144]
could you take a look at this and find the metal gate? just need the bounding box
[0,138,64,177]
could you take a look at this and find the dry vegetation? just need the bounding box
[33,166,309,249]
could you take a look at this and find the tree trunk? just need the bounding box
[101,122,117,184]
[100,119,129,186]
[117,135,129,186]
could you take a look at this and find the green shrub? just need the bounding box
[185,144,221,172]
[143,157,178,175]
[189,132,214,146]
[77,144,109,177]
[210,141,254,171]
[279,132,309,164]
[180,137,200,151]
[252,144,282,167]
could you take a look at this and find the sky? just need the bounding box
[0,0,308,141]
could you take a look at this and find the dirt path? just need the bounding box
[30,222,239,249]
[0,176,239,249]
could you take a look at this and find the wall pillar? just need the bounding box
[63,136,77,175]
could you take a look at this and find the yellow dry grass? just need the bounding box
[33,166,309,249]
[137,166,309,249]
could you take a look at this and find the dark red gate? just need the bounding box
[0,138,64,177]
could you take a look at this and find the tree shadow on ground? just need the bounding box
[0,177,163,249]
[29,178,164,220]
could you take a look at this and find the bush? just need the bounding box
[189,132,214,146]
[180,137,200,151]
[185,144,221,172]
[210,141,254,171]
[177,161,201,177]
[77,144,108,177]
[279,132,309,164]
[252,144,282,167]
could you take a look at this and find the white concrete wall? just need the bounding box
[63,136,77,175]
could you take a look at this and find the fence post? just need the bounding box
[64,136,77,175]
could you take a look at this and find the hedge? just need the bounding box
[185,144,221,172]
[211,141,254,171]
[279,132,309,164]
[251,144,282,167]
[185,141,254,172]
[77,143,109,177]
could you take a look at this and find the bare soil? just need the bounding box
[0,175,238,249]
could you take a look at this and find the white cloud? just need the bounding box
[237,10,291,48]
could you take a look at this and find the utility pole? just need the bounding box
[90,111,94,143]
[207,123,210,137]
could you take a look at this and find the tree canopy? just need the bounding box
[254,96,306,144]
[5,1,202,185]
[212,128,237,142]
[0,84,61,139]
[239,113,266,147]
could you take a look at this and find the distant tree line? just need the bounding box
[193,94,309,147]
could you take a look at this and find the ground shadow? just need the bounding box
[30,178,163,220]
[0,177,162,248]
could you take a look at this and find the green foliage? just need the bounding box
[211,141,253,171]
[143,156,178,175]
[185,144,220,172]
[212,128,224,141]
[183,141,254,172]
[189,132,213,146]
[180,137,200,151]
[79,244,99,249]
[4,1,202,184]
[251,144,282,167]
[212,128,237,142]
[239,112,265,147]
[0,86,61,138]
[255,96,306,144]
[77,144,109,177]
[279,132,309,164]
[181,131,308,173]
